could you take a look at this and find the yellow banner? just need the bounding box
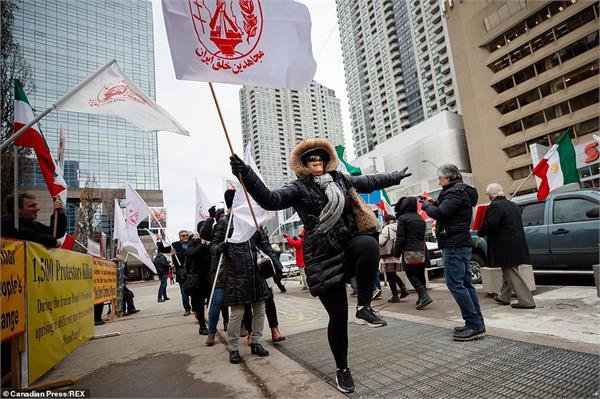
[93,257,117,304]
[26,242,94,384]
[1,239,26,342]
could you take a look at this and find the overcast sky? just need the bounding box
[150,0,353,239]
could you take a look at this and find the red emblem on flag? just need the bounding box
[89,80,147,107]
[189,0,264,74]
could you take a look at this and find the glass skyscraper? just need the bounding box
[12,0,159,190]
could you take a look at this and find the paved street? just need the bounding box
[37,277,600,398]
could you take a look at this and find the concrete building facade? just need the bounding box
[352,111,472,204]
[445,0,599,196]
[239,81,344,189]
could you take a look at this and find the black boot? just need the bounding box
[407,274,432,310]
[229,350,242,364]
[250,343,270,357]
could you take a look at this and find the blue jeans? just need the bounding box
[180,282,191,311]
[208,288,225,334]
[443,247,485,330]
[158,274,168,301]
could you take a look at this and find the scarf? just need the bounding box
[313,174,345,234]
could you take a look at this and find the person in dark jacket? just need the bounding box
[478,183,535,309]
[394,197,432,309]
[157,230,192,315]
[1,193,66,247]
[209,190,275,363]
[422,164,485,341]
[154,251,171,302]
[186,220,213,335]
[230,138,411,393]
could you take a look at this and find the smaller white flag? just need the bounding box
[113,199,127,243]
[55,59,189,135]
[125,182,152,227]
[283,212,300,225]
[229,145,269,244]
[56,126,68,206]
[145,228,159,247]
[87,238,101,257]
[127,246,157,274]
[195,178,212,227]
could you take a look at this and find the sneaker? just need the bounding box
[199,326,209,335]
[453,325,467,333]
[388,295,400,303]
[158,299,164,303]
[94,320,105,326]
[183,310,191,316]
[511,303,536,309]
[453,328,486,341]
[399,289,409,299]
[355,306,387,327]
[372,289,382,300]
[164,297,170,301]
[335,368,355,393]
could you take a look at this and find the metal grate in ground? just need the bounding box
[276,318,600,398]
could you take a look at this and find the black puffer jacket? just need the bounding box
[422,179,478,248]
[157,240,189,282]
[240,138,406,297]
[209,216,280,306]
[393,197,427,263]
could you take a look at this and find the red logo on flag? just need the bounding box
[189,0,264,74]
[89,80,147,107]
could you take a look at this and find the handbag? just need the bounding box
[256,250,276,279]
[346,183,379,233]
[379,228,395,257]
[404,242,426,265]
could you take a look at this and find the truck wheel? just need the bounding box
[469,254,485,284]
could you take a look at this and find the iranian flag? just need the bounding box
[532,129,580,200]
[335,145,362,176]
[13,80,67,198]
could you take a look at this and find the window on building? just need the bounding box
[574,117,600,136]
[500,120,523,136]
[569,89,600,113]
[514,65,536,84]
[517,87,541,107]
[564,61,599,87]
[504,143,527,158]
[544,100,570,121]
[522,111,545,129]
[496,97,519,114]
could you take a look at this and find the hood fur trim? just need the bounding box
[290,138,339,179]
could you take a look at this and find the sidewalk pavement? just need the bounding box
[35,277,599,398]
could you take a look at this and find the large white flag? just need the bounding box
[55,60,189,135]
[162,0,316,90]
[125,183,152,227]
[229,145,269,243]
[195,178,212,227]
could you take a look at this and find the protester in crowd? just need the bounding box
[158,230,192,316]
[1,193,66,247]
[379,214,409,303]
[205,207,230,347]
[168,266,175,285]
[154,251,171,303]
[478,183,536,309]
[121,264,140,316]
[270,243,287,293]
[230,138,411,393]
[422,164,485,341]
[284,231,307,290]
[186,220,213,335]
[210,190,273,364]
[394,197,432,309]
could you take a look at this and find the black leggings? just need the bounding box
[192,292,207,328]
[405,267,426,288]
[385,272,406,296]
[318,234,380,369]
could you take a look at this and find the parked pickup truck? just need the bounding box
[470,189,600,283]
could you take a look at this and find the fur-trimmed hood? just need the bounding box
[289,138,339,179]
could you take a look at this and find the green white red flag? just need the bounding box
[13,80,67,198]
[532,129,580,200]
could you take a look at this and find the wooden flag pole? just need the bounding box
[52,197,59,237]
[208,82,260,230]
[508,170,534,200]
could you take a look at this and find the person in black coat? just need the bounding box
[154,251,170,302]
[157,230,192,315]
[186,220,213,335]
[1,193,66,248]
[421,164,485,342]
[394,197,432,310]
[209,189,277,364]
[230,138,411,394]
[478,183,535,309]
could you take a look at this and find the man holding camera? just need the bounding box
[421,164,485,342]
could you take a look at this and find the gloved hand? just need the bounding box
[208,205,216,218]
[216,242,229,255]
[392,167,412,183]
[230,154,250,177]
